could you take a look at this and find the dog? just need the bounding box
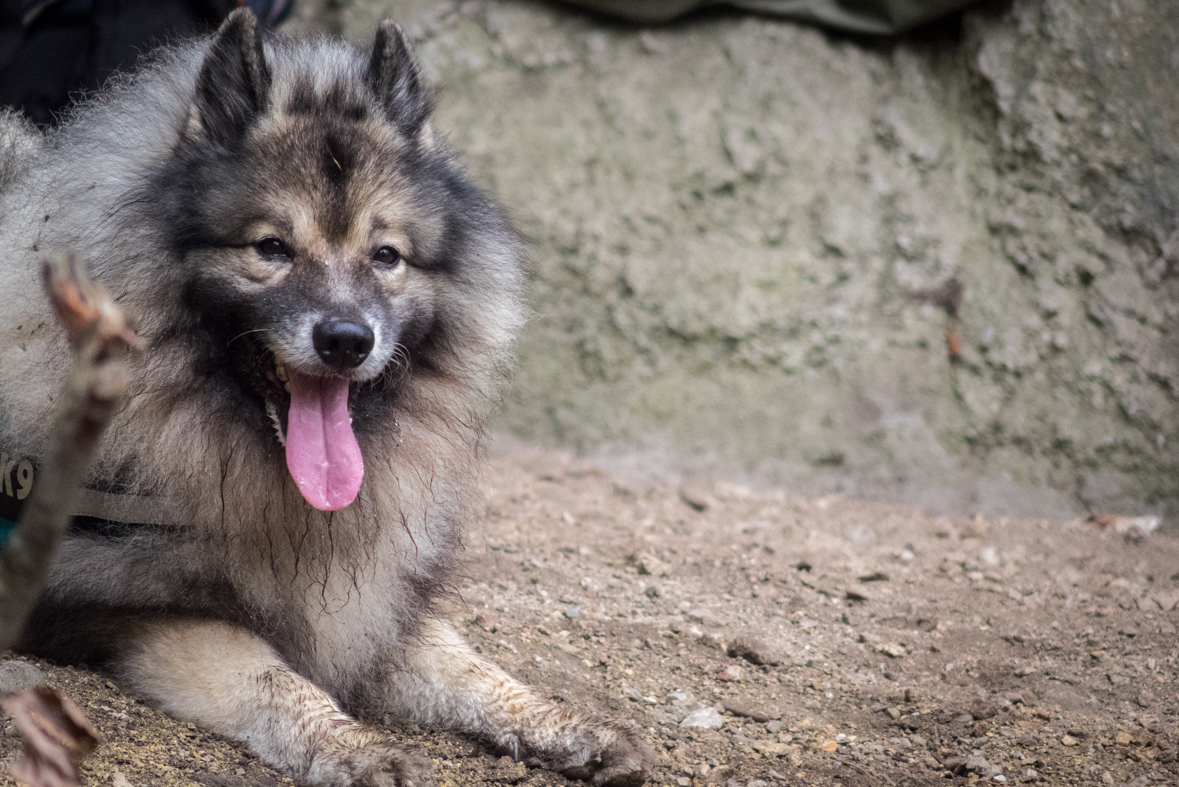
[0,10,646,787]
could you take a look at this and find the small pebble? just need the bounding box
[944,756,967,773]
[1061,735,1078,747]
[721,701,779,722]
[630,551,671,577]
[726,637,783,666]
[563,606,580,619]
[473,613,500,632]
[678,483,711,512]
[716,665,742,681]
[680,708,725,729]
[964,753,993,775]
[0,661,45,694]
[969,703,998,720]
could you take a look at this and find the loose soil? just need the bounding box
[2,445,1177,787]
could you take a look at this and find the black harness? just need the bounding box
[0,457,167,545]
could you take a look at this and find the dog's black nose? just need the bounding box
[313,320,374,369]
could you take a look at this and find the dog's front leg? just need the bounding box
[119,619,429,787]
[382,617,647,787]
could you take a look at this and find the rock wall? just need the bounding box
[306,1,1178,524]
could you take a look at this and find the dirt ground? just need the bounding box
[2,444,1177,787]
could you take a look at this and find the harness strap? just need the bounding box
[0,456,172,544]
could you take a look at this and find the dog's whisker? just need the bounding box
[228,328,269,347]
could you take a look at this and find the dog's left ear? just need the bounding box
[367,22,432,137]
[194,8,272,144]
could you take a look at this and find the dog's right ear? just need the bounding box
[193,8,272,144]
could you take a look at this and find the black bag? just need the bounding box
[0,0,289,126]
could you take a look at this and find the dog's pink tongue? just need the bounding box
[285,370,364,510]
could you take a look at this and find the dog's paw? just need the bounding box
[306,725,432,787]
[535,721,649,787]
[353,745,431,787]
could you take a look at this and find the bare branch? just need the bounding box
[0,252,140,648]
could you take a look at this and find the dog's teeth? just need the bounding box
[275,363,289,383]
[266,401,286,446]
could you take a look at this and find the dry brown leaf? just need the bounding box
[3,686,101,787]
[1088,513,1120,530]
[944,326,961,361]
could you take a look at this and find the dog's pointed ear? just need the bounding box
[367,22,432,137]
[194,8,272,144]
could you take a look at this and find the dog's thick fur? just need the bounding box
[0,11,645,787]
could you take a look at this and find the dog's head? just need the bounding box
[154,10,522,511]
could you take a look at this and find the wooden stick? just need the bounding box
[0,253,140,650]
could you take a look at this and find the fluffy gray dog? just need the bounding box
[0,10,646,787]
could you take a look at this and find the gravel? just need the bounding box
[6,446,1179,787]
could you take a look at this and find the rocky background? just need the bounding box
[292,0,1178,525]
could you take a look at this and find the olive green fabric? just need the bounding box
[558,0,978,34]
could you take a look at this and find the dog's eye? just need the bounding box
[372,246,402,269]
[256,238,292,260]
